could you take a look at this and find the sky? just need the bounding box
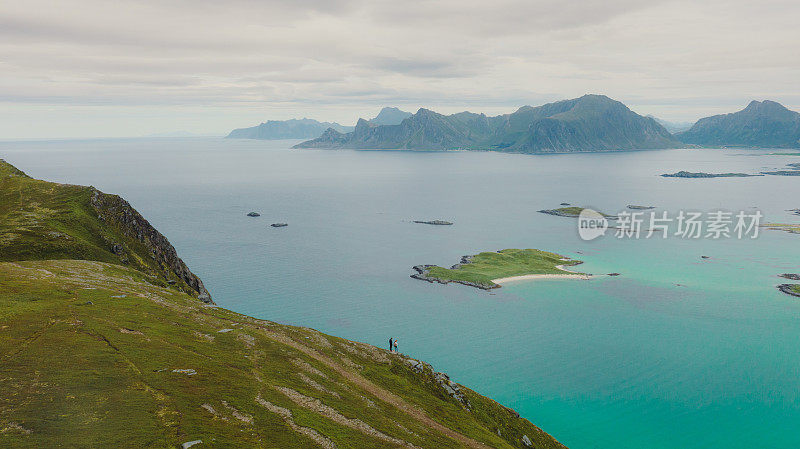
[1,0,799,138]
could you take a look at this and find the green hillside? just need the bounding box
[0,161,566,448]
[0,160,210,302]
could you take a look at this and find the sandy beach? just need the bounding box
[492,264,591,284]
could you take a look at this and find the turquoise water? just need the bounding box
[2,138,799,449]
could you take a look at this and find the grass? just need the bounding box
[0,260,565,449]
[424,248,582,288]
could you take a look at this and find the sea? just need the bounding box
[2,137,799,449]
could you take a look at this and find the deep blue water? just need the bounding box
[2,137,799,449]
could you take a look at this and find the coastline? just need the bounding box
[778,284,800,298]
[492,264,591,284]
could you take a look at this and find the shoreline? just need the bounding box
[778,284,800,298]
[492,273,591,283]
[492,264,591,284]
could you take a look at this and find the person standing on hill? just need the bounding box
[389,337,393,352]
[393,338,398,353]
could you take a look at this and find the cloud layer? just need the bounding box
[1,0,799,137]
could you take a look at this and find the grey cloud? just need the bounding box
[0,0,799,137]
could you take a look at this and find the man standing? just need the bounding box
[389,337,393,352]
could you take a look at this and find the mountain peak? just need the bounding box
[369,106,413,125]
[743,99,791,115]
[678,100,800,147]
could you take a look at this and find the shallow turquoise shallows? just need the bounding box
[3,137,800,449]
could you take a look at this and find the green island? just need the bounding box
[0,160,565,449]
[412,249,586,290]
[537,206,614,218]
[763,223,800,234]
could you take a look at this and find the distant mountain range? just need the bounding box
[650,117,693,134]
[294,95,680,153]
[226,118,354,140]
[226,107,412,140]
[228,98,800,150]
[677,100,800,148]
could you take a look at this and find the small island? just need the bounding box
[538,206,615,218]
[411,248,589,290]
[763,223,800,234]
[779,274,800,280]
[246,211,261,217]
[270,222,288,227]
[628,205,655,210]
[661,171,759,178]
[762,170,800,176]
[762,163,800,176]
[413,220,454,225]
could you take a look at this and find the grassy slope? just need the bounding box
[0,160,205,299]
[0,161,566,448]
[0,260,564,449]
[425,249,582,288]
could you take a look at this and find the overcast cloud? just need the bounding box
[1,0,799,137]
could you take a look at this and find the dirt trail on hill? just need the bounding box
[263,330,493,449]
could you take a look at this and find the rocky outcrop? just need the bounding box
[410,256,499,291]
[90,189,213,303]
[779,274,800,280]
[404,357,471,409]
[778,284,800,297]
